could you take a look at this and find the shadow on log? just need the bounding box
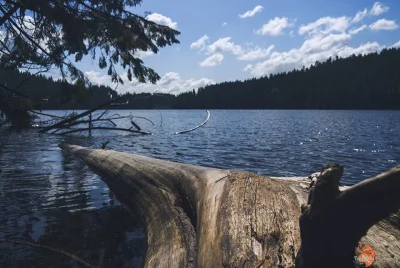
[60,144,400,268]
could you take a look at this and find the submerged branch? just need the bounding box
[0,238,94,268]
[129,119,141,131]
[50,117,125,133]
[57,127,151,135]
[131,116,155,126]
[40,96,123,133]
[175,110,210,134]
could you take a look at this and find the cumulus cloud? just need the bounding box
[337,42,382,58]
[255,17,293,36]
[207,37,242,55]
[245,9,394,78]
[244,32,384,77]
[85,71,215,95]
[299,16,350,36]
[301,33,351,55]
[352,8,368,23]
[195,37,274,61]
[392,40,400,48]
[85,71,110,86]
[369,19,398,31]
[199,54,224,67]
[349,25,367,35]
[237,45,275,61]
[352,2,390,24]
[146,13,178,29]
[370,2,389,16]
[239,5,263,19]
[351,2,390,24]
[222,22,227,27]
[190,35,209,50]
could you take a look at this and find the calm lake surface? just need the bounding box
[1,110,399,267]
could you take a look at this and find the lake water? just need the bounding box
[0,110,399,267]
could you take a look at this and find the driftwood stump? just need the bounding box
[60,144,400,268]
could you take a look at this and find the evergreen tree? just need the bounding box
[0,0,180,127]
[174,48,400,110]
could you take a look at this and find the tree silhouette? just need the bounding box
[174,48,400,110]
[0,0,180,127]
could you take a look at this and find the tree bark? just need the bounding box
[60,144,400,268]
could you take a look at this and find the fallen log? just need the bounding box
[60,144,400,268]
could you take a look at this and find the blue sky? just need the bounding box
[77,0,400,94]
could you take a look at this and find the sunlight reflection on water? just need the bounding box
[0,109,399,267]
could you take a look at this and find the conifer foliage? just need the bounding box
[0,0,180,127]
[0,0,180,84]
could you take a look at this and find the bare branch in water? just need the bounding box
[57,127,151,135]
[130,116,155,126]
[0,238,95,268]
[175,110,210,134]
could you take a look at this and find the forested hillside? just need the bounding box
[175,48,400,109]
[1,48,400,110]
[0,70,174,109]
[0,69,119,110]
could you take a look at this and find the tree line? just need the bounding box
[174,48,400,110]
[2,48,400,110]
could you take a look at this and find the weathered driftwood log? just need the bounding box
[296,164,400,268]
[60,144,400,268]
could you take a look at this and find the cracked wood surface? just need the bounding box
[283,177,400,268]
[61,144,400,268]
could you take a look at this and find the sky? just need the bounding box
[76,0,400,95]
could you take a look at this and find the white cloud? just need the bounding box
[352,3,390,24]
[243,64,253,72]
[134,50,155,59]
[85,71,110,86]
[369,19,398,31]
[245,32,384,77]
[246,11,392,78]
[207,37,242,55]
[202,37,274,61]
[299,16,350,36]
[392,40,400,48]
[352,8,368,23]
[239,5,263,19]
[255,17,293,36]
[199,53,224,67]
[300,33,351,55]
[337,42,382,58]
[146,13,178,30]
[370,2,389,16]
[190,35,209,50]
[237,45,275,61]
[222,22,227,27]
[85,71,215,95]
[349,25,367,35]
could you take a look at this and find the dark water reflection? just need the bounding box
[0,130,144,267]
[0,110,399,267]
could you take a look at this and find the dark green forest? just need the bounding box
[1,48,400,110]
[175,48,400,109]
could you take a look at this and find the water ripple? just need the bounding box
[1,110,399,267]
